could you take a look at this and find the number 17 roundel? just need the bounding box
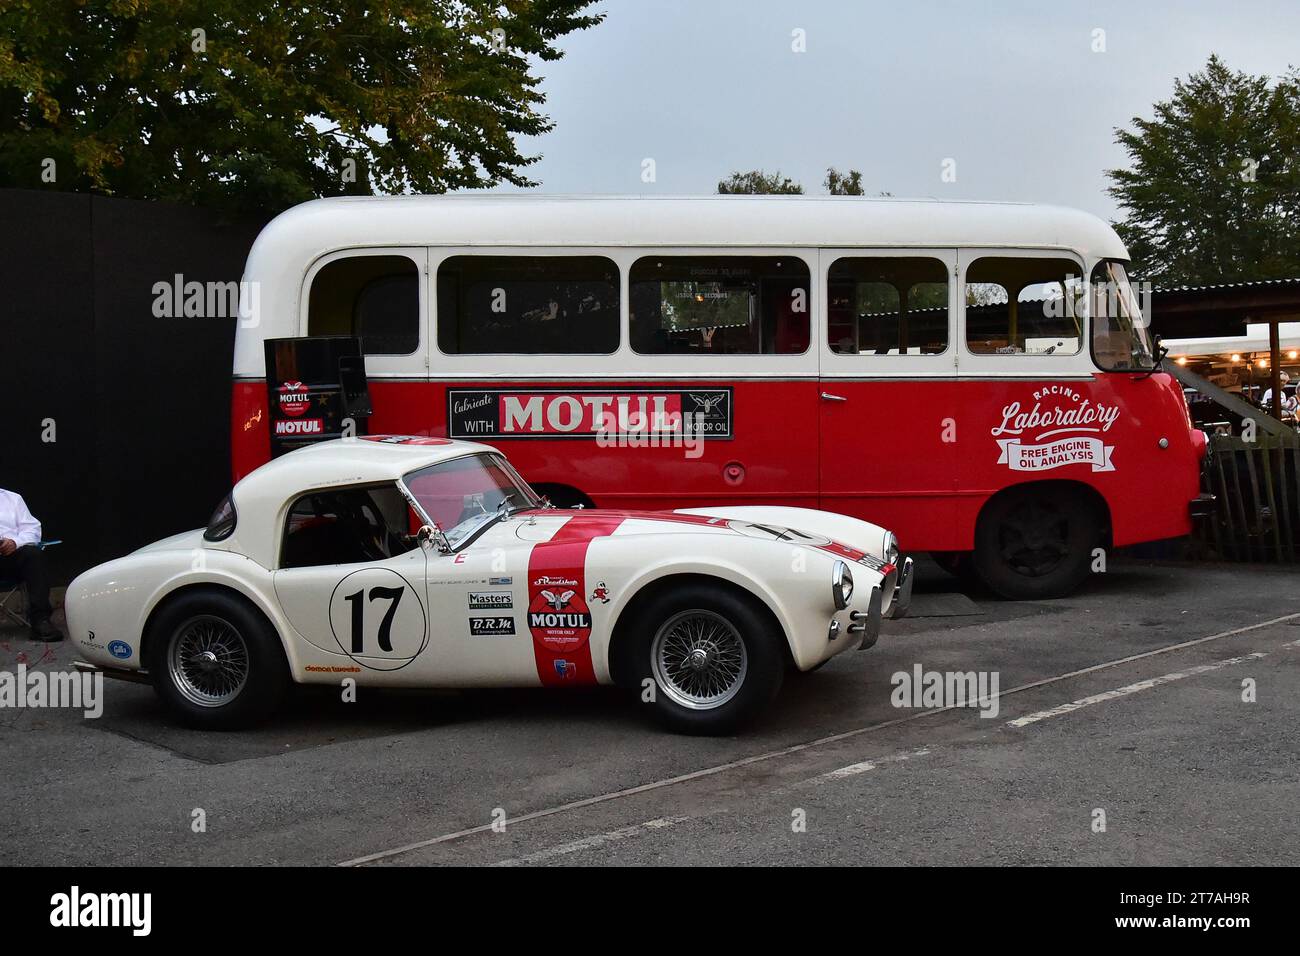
[328,567,428,671]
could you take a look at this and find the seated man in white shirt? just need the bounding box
[0,488,58,641]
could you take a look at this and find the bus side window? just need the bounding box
[965,257,1084,356]
[827,257,948,355]
[307,255,421,355]
[436,256,619,355]
[629,256,810,355]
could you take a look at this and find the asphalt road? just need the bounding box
[2,557,1298,867]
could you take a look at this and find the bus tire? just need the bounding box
[633,583,784,735]
[972,486,1099,600]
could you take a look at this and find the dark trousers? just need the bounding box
[0,545,52,618]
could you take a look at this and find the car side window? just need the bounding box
[280,484,418,569]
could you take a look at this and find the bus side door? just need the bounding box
[817,248,961,552]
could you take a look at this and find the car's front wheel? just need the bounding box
[632,584,784,735]
[147,590,289,729]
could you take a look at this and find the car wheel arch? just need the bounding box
[605,572,793,688]
[140,581,286,670]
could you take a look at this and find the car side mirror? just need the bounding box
[417,523,451,555]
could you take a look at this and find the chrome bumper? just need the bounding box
[851,585,883,651]
[885,556,914,620]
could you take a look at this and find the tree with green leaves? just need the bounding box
[716,169,803,194]
[717,166,890,196]
[0,0,603,214]
[1107,55,1300,287]
[824,167,863,195]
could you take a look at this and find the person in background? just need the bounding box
[1261,371,1297,418]
[0,488,59,641]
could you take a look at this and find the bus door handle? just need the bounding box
[820,391,847,402]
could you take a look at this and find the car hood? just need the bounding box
[511,505,889,565]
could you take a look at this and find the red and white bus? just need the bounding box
[232,196,1208,599]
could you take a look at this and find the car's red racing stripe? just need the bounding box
[526,516,625,687]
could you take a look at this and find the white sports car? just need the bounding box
[68,437,912,734]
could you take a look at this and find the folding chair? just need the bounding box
[0,539,62,628]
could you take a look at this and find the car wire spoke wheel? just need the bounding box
[167,614,251,707]
[651,609,748,710]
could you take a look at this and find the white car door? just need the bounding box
[416,524,544,686]
[271,484,433,680]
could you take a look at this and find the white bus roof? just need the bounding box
[245,193,1126,266]
[236,195,1128,373]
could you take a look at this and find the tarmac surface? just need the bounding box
[2,557,1297,866]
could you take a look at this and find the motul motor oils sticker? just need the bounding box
[991,388,1120,474]
[528,578,592,649]
[525,515,625,687]
[447,388,733,440]
[278,381,312,417]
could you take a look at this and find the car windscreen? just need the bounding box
[402,454,540,546]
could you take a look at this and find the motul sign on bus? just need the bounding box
[447,388,733,440]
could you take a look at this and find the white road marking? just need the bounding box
[492,816,689,867]
[1006,652,1266,728]
[818,747,931,781]
[338,610,1300,866]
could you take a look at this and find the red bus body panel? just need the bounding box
[232,371,1199,553]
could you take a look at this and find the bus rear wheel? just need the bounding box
[972,487,1099,600]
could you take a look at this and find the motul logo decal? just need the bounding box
[448,388,733,440]
[528,611,593,630]
[274,418,324,436]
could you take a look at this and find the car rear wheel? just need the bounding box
[632,584,784,735]
[147,590,289,729]
[972,487,1099,600]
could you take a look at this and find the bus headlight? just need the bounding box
[832,560,854,610]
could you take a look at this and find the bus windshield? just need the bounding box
[1091,261,1155,371]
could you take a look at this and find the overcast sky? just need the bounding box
[502,0,1300,221]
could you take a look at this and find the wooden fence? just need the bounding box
[1197,434,1300,562]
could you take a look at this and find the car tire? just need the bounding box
[147,590,290,730]
[972,487,1099,600]
[631,583,785,735]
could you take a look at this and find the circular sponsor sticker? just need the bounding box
[328,568,428,671]
[278,381,310,418]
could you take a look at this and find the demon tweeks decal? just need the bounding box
[526,515,625,687]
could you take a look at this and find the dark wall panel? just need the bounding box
[0,188,267,581]
[90,196,266,565]
[0,190,96,582]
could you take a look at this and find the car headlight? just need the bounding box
[832,560,854,610]
[882,531,900,568]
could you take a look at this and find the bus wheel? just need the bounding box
[972,487,1098,600]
